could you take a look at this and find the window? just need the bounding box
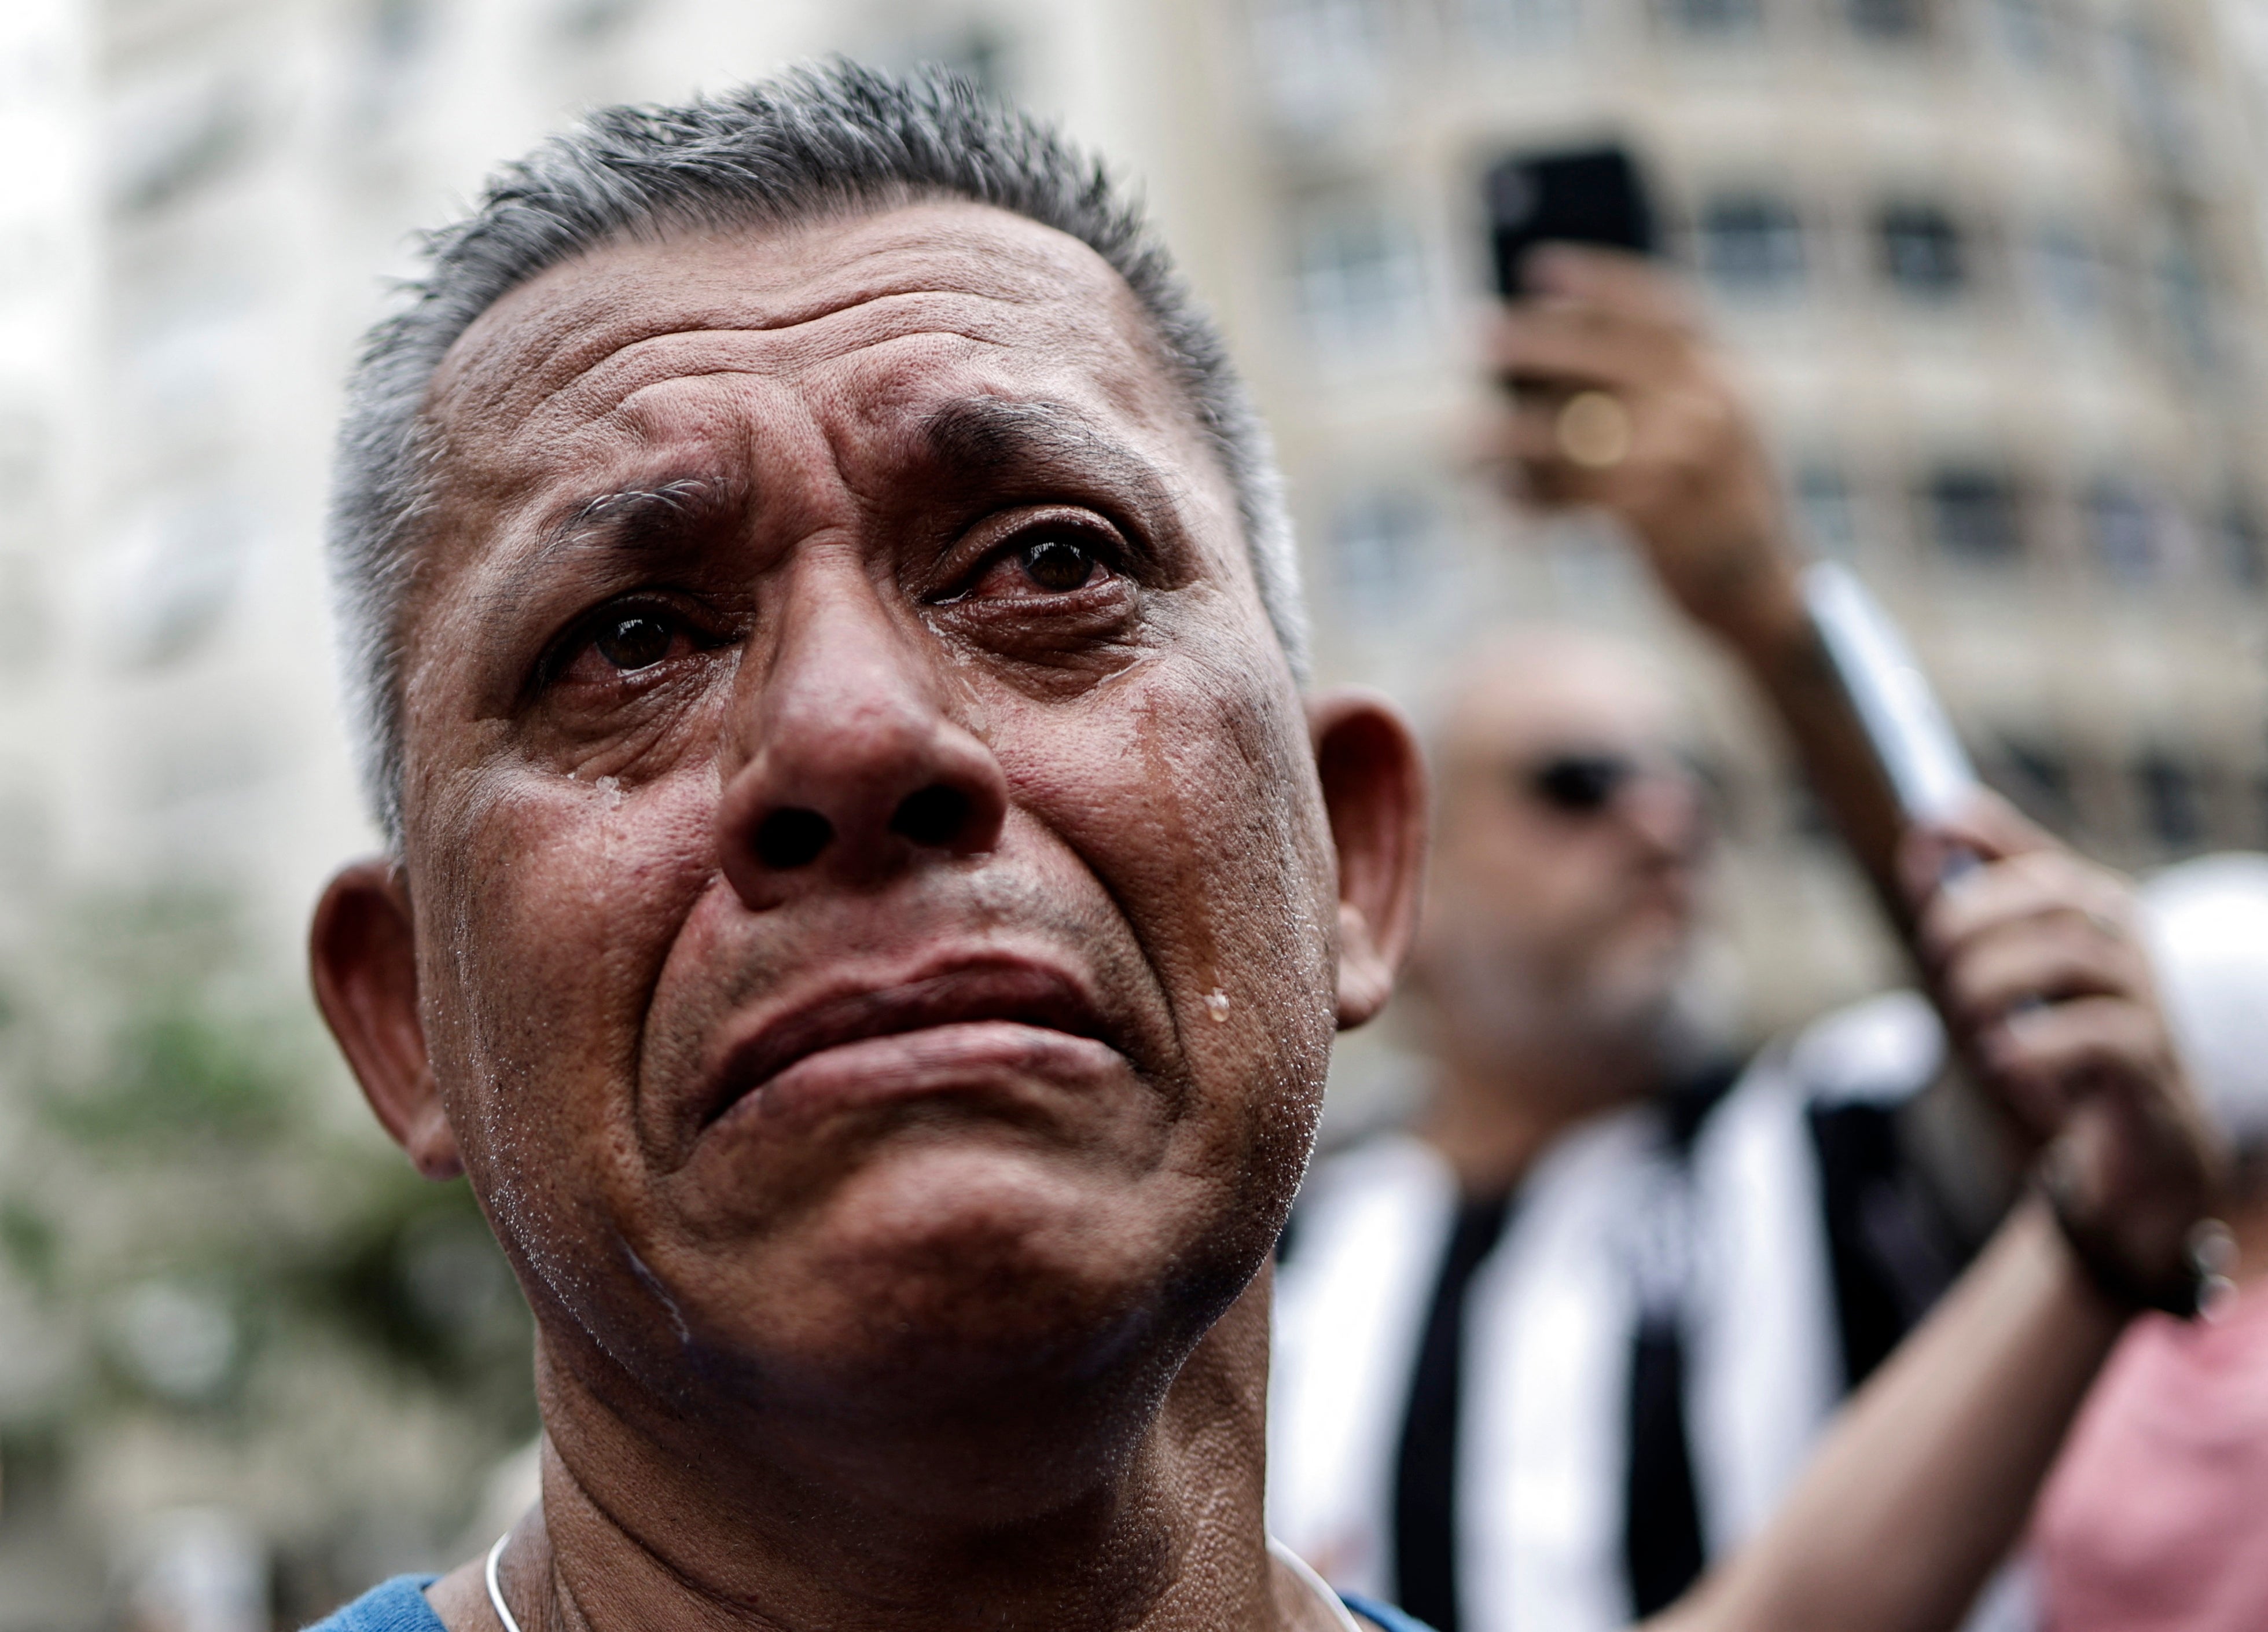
[1328,487,1442,610]
[1792,463,1858,557]
[2085,478,2160,580]
[1661,0,1762,36]
[120,287,262,439]
[1994,738,2075,829]
[2112,23,2192,170]
[2029,225,2108,331]
[108,74,259,216]
[373,0,431,62]
[1465,0,1580,50]
[1986,0,2060,67]
[1847,0,1928,41]
[2135,751,2204,851]
[109,492,259,668]
[1879,204,1966,299]
[1293,197,1428,359]
[2218,500,2264,587]
[554,0,645,42]
[2155,239,2215,371]
[1253,0,1391,125]
[1697,194,1806,297]
[1925,468,2022,563]
[355,0,436,126]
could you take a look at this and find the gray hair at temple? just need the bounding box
[327,59,1305,845]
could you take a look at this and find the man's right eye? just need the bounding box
[548,604,704,689]
[593,611,678,671]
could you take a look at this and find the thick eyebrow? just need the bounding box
[483,475,742,615]
[540,476,736,559]
[918,396,1185,524]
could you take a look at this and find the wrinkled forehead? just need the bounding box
[421,199,1214,517]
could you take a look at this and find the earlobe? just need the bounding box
[1309,690,1429,1031]
[310,859,462,1181]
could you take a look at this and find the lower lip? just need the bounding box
[709,1021,1127,1134]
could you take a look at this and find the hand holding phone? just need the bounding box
[1475,149,1984,950]
[1484,143,1659,298]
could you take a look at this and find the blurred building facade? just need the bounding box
[1200,0,2268,1024]
[0,0,1236,961]
[2,0,2267,1624]
[6,0,2260,1016]
[0,1,1260,1625]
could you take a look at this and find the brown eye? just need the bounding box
[593,612,678,671]
[1018,537,1101,593]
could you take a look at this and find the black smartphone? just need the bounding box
[1484,143,1659,297]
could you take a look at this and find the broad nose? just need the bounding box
[716,566,1008,909]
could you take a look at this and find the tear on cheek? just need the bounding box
[622,1238,694,1347]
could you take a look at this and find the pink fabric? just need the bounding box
[2031,1286,2268,1632]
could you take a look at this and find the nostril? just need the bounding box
[755,807,834,870]
[889,785,971,848]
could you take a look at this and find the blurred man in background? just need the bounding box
[1270,626,1980,1632]
[1270,244,2185,1632]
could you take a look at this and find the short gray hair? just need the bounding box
[330,59,1306,845]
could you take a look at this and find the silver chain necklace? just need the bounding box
[484,1532,522,1632]
[485,1531,1362,1632]
[1268,1535,1368,1632]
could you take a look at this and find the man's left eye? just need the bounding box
[961,532,1111,594]
[1009,535,1105,594]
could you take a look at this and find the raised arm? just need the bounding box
[1483,247,2226,1632]
[1646,800,2222,1632]
[1651,1197,2114,1632]
[1482,245,1919,933]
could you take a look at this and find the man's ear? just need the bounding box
[1310,689,1429,1031]
[310,859,462,1180]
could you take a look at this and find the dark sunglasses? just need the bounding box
[1521,751,1639,815]
[1516,749,1705,817]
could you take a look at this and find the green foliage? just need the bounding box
[0,1199,54,1292]
[40,1008,295,1148]
[0,886,539,1601]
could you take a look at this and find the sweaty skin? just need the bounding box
[314,201,1426,1632]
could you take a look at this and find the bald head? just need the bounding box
[1409,627,1708,1100]
[1431,628,1688,780]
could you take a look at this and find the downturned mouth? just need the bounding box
[701,962,1112,1130]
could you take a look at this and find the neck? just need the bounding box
[1416,1036,1663,1196]
[436,1274,1337,1632]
